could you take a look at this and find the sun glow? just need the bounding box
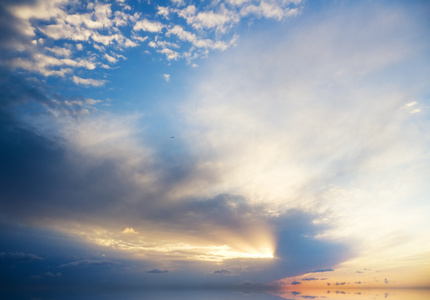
[198,246,275,261]
[62,225,275,262]
[92,236,274,262]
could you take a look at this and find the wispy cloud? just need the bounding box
[0,252,43,262]
[145,269,169,274]
[72,75,106,86]
[60,259,116,268]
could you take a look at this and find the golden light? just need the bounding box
[60,224,276,263]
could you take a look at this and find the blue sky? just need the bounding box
[1,0,430,294]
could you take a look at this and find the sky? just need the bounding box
[1,0,430,294]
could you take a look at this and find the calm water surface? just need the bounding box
[1,288,429,300]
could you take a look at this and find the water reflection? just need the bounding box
[274,288,430,300]
[1,288,429,300]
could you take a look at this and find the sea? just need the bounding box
[1,288,429,300]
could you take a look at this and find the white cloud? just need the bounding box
[149,40,180,49]
[72,76,106,87]
[167,25,196,43]
[40,23,92,41]
[410,108,421,114]
[163,74,170,82]
[227,0,252,6]
[4,0,303,83]
[84,98,103,106]
[240,1,285,20]
[157,6,170,18]
[179,5,240,33]
[133,19,164,32]
[0,0,306,103]
[8,0,67,36]
[104,53,118,63]
[90,32,124,46]
[158,48,179,60]
[9,53,95,77]
[45,46,72,58]
[171,0,185,6]
[167,25,232,51]
[132,35,149,42]
[93,44,106,52]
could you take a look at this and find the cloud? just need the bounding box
[311,268,334,273]
[214,269,231,274]
[31,272,62,279]
[0,252,43,262]
[164,74,170,82]
[0,0,302,86]
[133,19,164,32]
[145,269,169,274]
[72,75,106,86]
[59,259,116,268]
[290,281,301,285]
[0,104,350,280]
[45,46,72,58]
[122,227,137,234]
[104,53,118,63]
[158,48,179,60]
[178,5,240,33]
[240,1,286,20]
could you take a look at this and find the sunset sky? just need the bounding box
[1,0,429,292]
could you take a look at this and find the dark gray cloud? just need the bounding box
[0,252,43,262]
[0,0,34,53]
[267,212,348,280]
[310,268,334,273]
[214,269,231,274]
[59,259,117,268]
[146,269,169,274]
[30,271,62,279]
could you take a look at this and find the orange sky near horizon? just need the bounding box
[276,256,430,290]
[274,288,430,300]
